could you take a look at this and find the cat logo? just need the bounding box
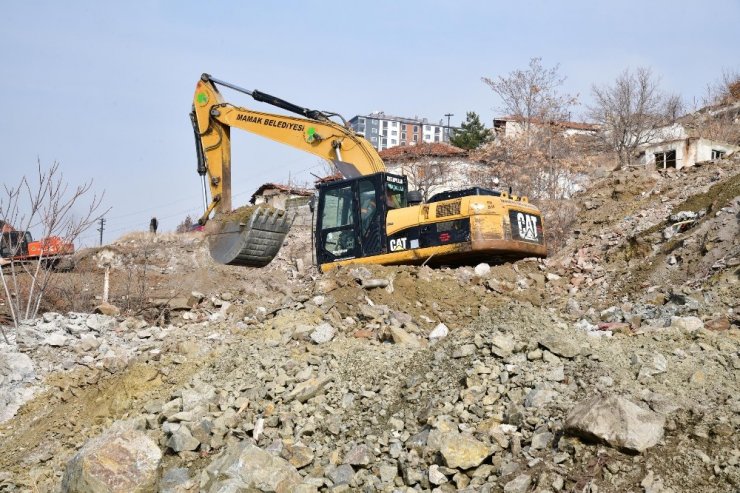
[516,213,539,241]
[389,238,407,251]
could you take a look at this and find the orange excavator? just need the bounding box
[0,221,74,264]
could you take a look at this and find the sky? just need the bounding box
[1,0,738,245]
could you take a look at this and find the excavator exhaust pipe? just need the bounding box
[207,206,294,267]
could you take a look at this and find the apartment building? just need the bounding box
[349,112,457,151]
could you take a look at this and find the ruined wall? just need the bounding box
[694,138,738,163]
[643,138,739,169]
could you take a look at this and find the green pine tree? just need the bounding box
[449,111,490,150]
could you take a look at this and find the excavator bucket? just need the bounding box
[207,206,293,267]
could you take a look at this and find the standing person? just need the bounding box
[149,217,158,234]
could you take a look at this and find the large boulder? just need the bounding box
[564,395,665,453]
[62,428,162,492]
[539,333,580,358]
[0,352,36,422]
[285,375,333,403]
[202,442,303,493]
[438,432,491,469]
[93,302,121,317]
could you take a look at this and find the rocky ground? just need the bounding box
[0,155,738,492]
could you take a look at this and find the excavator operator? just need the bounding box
[385,187,401,209]
[360,195,376,230]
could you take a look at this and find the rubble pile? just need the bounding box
[0,155,738,492]
[543,155,739,334]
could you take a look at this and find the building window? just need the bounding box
[390,139,397,145]
[401,132,406,139]
[371,136,377,142]
[391,130,397,136]
[371,128,377,134]
[413,125,419,132]
[424,125,430,131]
[434,127,441,133]
[711,149,725,160]
[358,117,365,124]
[654,150,676,169]
[434,136,440,142]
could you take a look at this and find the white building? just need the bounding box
[349,112,458,152]
[639,137,738,169]
[636,106,739,169]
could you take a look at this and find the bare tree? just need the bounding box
[702,68,740,106]
[473,133,590,202]
[176,215,195,233]
[589,67,681,166]
[384,144,456,201]
[469,127,601,251]
[401,160,450,202]
[0,161,106,341]
[483,57,578,145]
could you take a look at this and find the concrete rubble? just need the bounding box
[0,154,738,492]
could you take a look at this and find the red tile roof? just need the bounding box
[379,142,467,161]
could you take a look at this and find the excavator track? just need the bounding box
[207,206,294,267]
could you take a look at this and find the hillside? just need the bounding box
[0,155,738,492]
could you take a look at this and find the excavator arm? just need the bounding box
[191,74,384,219]
[190,73,385,267]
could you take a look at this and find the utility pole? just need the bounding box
[97,217,106,246]
[444,113,454,128]
[444,113,454,142]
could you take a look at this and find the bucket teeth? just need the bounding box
[207,206,294,267]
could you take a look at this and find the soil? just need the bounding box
[0,153,738,492]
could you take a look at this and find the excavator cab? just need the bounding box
[315,173,407,265]
[0,231,31,259]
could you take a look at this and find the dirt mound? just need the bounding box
[0,155,738,492]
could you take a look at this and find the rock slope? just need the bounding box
[0,156,737,492]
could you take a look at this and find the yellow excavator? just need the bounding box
[190,73,547,272]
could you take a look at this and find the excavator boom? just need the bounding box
[192,74,384,214]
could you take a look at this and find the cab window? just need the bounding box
[321,186,354,229]
[359,180,376,234]
[385,182,406,209]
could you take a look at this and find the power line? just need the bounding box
[79,158,327,245]
[106,194,199,220]
[105,158,322,223]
